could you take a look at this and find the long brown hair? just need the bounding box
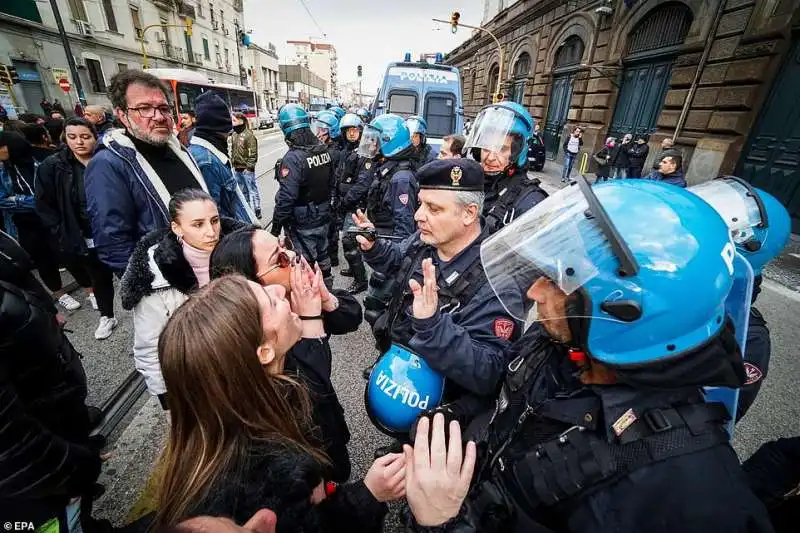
[155,274,324,527]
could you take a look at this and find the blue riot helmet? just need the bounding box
[357,114,412,159]
[465,101,534,174]
[330,106,346,121]
[312,109,340,141]
[689,177,791,276]
[278,103,310,136]
[339,112,363,131]
[355,107,372,123]
[482,178,737,369]
[406,115,428,146]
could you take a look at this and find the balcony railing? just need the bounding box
[162,44,185,61]
[189,51,203,64]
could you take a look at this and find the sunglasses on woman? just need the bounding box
[256,250,293,280]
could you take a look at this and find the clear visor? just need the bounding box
[407,118,425,135]
[690,179,763,244]
[481,183,642,328]
[312,119,332,137]
[464,106,517,154]
[357,126,381,159]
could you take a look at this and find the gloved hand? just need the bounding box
[410,403,459,444]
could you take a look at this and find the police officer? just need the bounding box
[689,176,791,421]
[464,101,548,234]
[312,110,346,268]
[404,178,774,533]
[271,104,335,287]
[337,112,372,294]
[355,159,524,453]
[407,115,436,171]
[356,107,372,125]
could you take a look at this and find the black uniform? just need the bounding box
[483,169,548,235]
[407,324,775,533]
[339,145,375,290]
[410,143,436,172]
[327,136,348,266]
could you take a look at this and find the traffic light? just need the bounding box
[450,11,460,33]
[357,65,362,77]
[184,17,193,36]
[0,65,19,86]
[493,92,504,103]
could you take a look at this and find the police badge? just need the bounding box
[450,166,463,187]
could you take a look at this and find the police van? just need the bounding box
[372,53,464,155]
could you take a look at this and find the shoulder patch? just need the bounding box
[398,194,409,205]
[281,167,290,178]
[743,362,763,386]
[493,317,515,340]
[365,161,372,169]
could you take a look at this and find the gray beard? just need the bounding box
[128,122,168,146]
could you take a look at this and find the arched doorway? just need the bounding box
[487,63,499,104]
[511,52,531,103]
[608,3,693,140]
[544,36,584,158]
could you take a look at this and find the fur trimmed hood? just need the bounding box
[119,217,248,310]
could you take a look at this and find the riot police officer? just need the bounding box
[407,115,436,171]
[689,176,791,421]
[356,159,524,452]
[337,112,372,294]
[464,101,547,234]
[356,107,372,125]
[312,110,346,268]
[403,177,774,533]
[271,104,335,287]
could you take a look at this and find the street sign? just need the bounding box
[52,68,70,84]
[58,78,71,93]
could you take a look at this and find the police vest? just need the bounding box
[338,150,362,195]
[295,148,332,206]
[367,159,412,232]
[470,345,731,530]
[484,172,548,235]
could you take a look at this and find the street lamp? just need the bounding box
[434,12,504,103]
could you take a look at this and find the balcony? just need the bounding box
[162,44,185,61]
[176,1,196,18]
[151,0,175,10]
[190,51,203,64]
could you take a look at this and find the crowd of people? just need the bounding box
[1,67,798,533]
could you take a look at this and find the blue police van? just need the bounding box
[372,53,464,155]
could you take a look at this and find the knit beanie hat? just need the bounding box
[194,92,232,135]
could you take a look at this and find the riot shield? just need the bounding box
[704,251,754,437]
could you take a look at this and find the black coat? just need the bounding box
[35,148,92,260]
[189,438,386,533]
[0,233,100,526]
[626,142,650,169]
[610,142,631,168]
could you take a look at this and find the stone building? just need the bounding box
[446,0,800,230]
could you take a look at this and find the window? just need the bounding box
[627,3,693,56]
[196,0,204,17]
[388,92,417,117]
[160,17,171,45]
[67,0,87,21]
[470,69,477,101]
[512,52,531,104]
[85,58,106,93]
[487,64,499,103]
[424,94,456,137]
[176,82,204,113]
[101,0,117,31]
[287,82,295,92]
[555,36,584,69]
[184,33,194,59]
[224,47,230,64]
[202,38,210,60]
[130,6,143,39]
[117,63,128,72]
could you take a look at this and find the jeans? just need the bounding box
[611,167,626,179]
[235,169,261,214]
[561,151,578,181]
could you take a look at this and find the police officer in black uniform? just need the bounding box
[272,104,335,287]
[407,115,436,172]
[404,177,774,533]
[464,101,547,235]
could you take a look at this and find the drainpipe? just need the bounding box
[672,0,727,141]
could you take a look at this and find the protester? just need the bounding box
[20,123,56,162]
[560,125,583,183]
[177,111,196,148]
[36,118,119,338]
[52,99,65,117]
[437,134,464,159]
[0,231,105,533]
[645,151,686,187]
[44,118,65,148]
[85,69,207,273]
[627,132,650,178]
[188,93,255,224]
[154,274,403,531]
[120,189,244,408]
[611,132,632,179]
[593,136,615,182]
[40,98,53,117]
[231,112,261,218]
[74,102,84,118]
[84,105,114,137]
[652,136,675,171]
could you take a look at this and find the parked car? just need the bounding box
[257,112,275,130]
[528,132,546,171]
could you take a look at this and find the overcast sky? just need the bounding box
[246,0,484,92]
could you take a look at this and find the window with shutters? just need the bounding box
[512,52,531,103]
[102,0,117,31]
[86,59,106,93]
[130,6,143,39]
[67,0,87,21]
[487,64,499,103]
[203,38,210,60]
[554,36,584,70]
[627,3,692,56]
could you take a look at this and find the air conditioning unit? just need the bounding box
[76,20,94,37]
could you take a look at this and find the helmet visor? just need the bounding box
[464,106,518,155]
[311,118,331,138]
[357,125,381,159]
[407,118,425,135]
[690,179,763,244]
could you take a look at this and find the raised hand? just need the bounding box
[409,258,438,320]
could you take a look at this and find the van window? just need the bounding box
[425,94,456,137]
[388,93,417,117]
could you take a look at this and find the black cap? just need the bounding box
[417,158,484,192]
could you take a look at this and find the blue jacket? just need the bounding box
[364,230,524,396]
[188,137,257,224]
[645,168,687,188]
[84,129,209,272]
[273,146,333,231]
[366,159,418,238]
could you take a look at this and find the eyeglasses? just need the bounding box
[126,105,173,119]
[256,250,292,279]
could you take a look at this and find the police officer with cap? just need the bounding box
[465,101,547,234]
[404,178,774,533]
[272,103,335,287]
[355,158,524,454]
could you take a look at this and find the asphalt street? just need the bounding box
[62,143,800,530]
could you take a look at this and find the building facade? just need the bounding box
[277,64,326,107]
[447,0,800,230]
[287,39,338,100]
[338,80,374,108]
[247,41,279,112]
[0,0,247,113]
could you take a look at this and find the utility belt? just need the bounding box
[291,201,330,227]
[471,400,731,529]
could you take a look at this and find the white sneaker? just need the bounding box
[87,293,98,310]
[58,293,81,311]
[94,316,118,340]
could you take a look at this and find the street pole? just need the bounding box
[234,21,246,86]
[49,0,87,105]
